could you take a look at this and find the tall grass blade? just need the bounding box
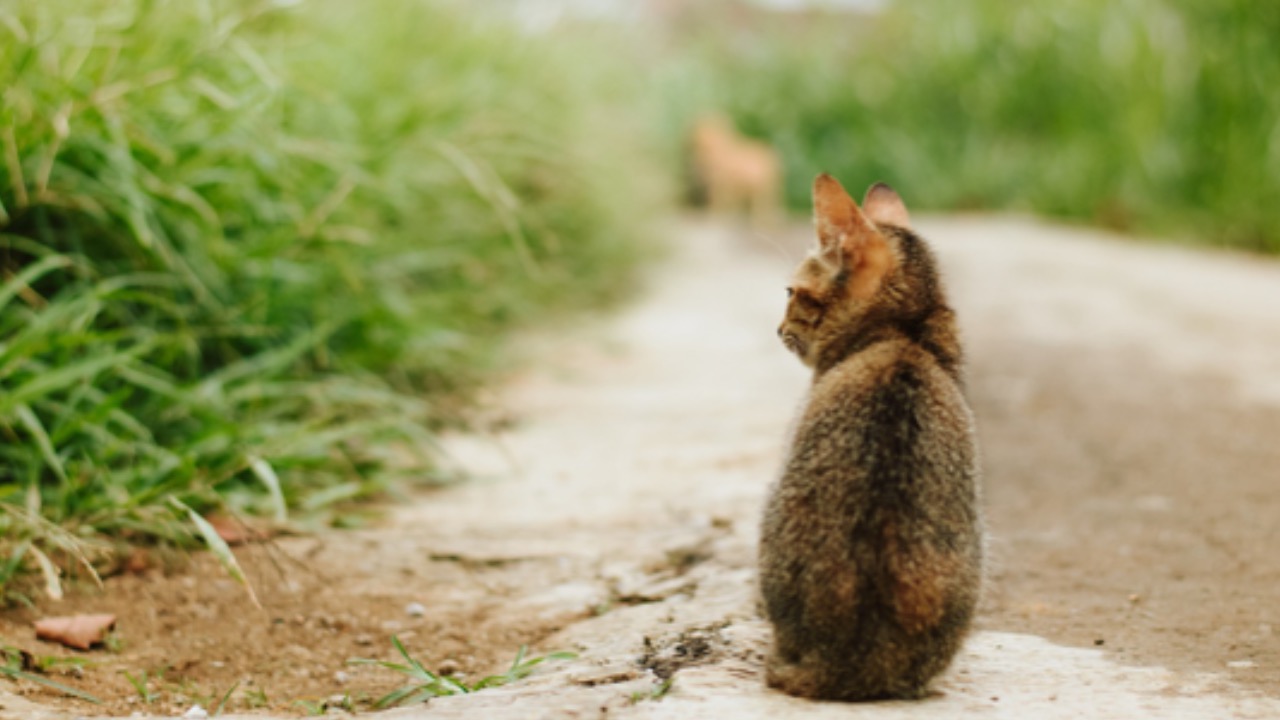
[247,456,287,523]
[12,404,68,485]
[0,666,102,704]
[26,545,62,601]
[0,255,71,312]
[0,345,152,416]
[169,498,260,609]
[213,680,240,716]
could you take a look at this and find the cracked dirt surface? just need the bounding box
[4,216,1280,718]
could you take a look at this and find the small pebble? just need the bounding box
[354,633,374,646]
[1094,638,1105,646]
[334,670,351,684]
[438,659,459,676]
[405,602,426,618]
[182,705,209,719]
[1228,660,1256,669]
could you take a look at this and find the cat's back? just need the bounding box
[796,337,972,468]
[777,334,980,584]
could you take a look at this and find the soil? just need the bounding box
[2,215,1279,719]
[0,529,599,715]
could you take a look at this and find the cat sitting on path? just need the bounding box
[759,174,984,701]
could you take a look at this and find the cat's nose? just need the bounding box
[776,325,783,337]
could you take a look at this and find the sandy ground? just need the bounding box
[3,215,1280,718]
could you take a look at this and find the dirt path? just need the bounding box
[4,216,1280,718]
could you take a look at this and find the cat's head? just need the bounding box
[778,174,940,368]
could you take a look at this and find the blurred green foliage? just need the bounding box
[665,0,1280,251]
[0,0,666,588]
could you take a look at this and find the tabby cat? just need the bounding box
[759,174,983,701]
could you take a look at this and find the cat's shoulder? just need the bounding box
[811,337,912,401]
[814,336,959,409]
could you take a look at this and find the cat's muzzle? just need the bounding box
[779,330,806,357]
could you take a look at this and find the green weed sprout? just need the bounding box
[349,635,576,708]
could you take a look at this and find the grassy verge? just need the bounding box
[662,0,1280,252]
[0,0,667,600]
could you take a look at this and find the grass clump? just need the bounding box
[349,636,576,708]
[0,0,666,596]
[663,0,1280,252]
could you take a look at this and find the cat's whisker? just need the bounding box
[751,225,800,263]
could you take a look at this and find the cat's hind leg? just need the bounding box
[764,652,828,699]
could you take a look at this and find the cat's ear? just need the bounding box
[863,182,911,230]
[812,173,874,258]
[812,174,893,300]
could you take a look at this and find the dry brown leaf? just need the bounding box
[34,614,117,650]
[205,514,270,545]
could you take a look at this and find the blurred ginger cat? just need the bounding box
[759,174,983,701]
[691,113,782,227]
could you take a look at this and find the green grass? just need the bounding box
[349,636,577,708]
[0,0,668,597]
[1,646,103,704]
[120,668,159,705]
[629,678,673,704]
[661,0,1280,252]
